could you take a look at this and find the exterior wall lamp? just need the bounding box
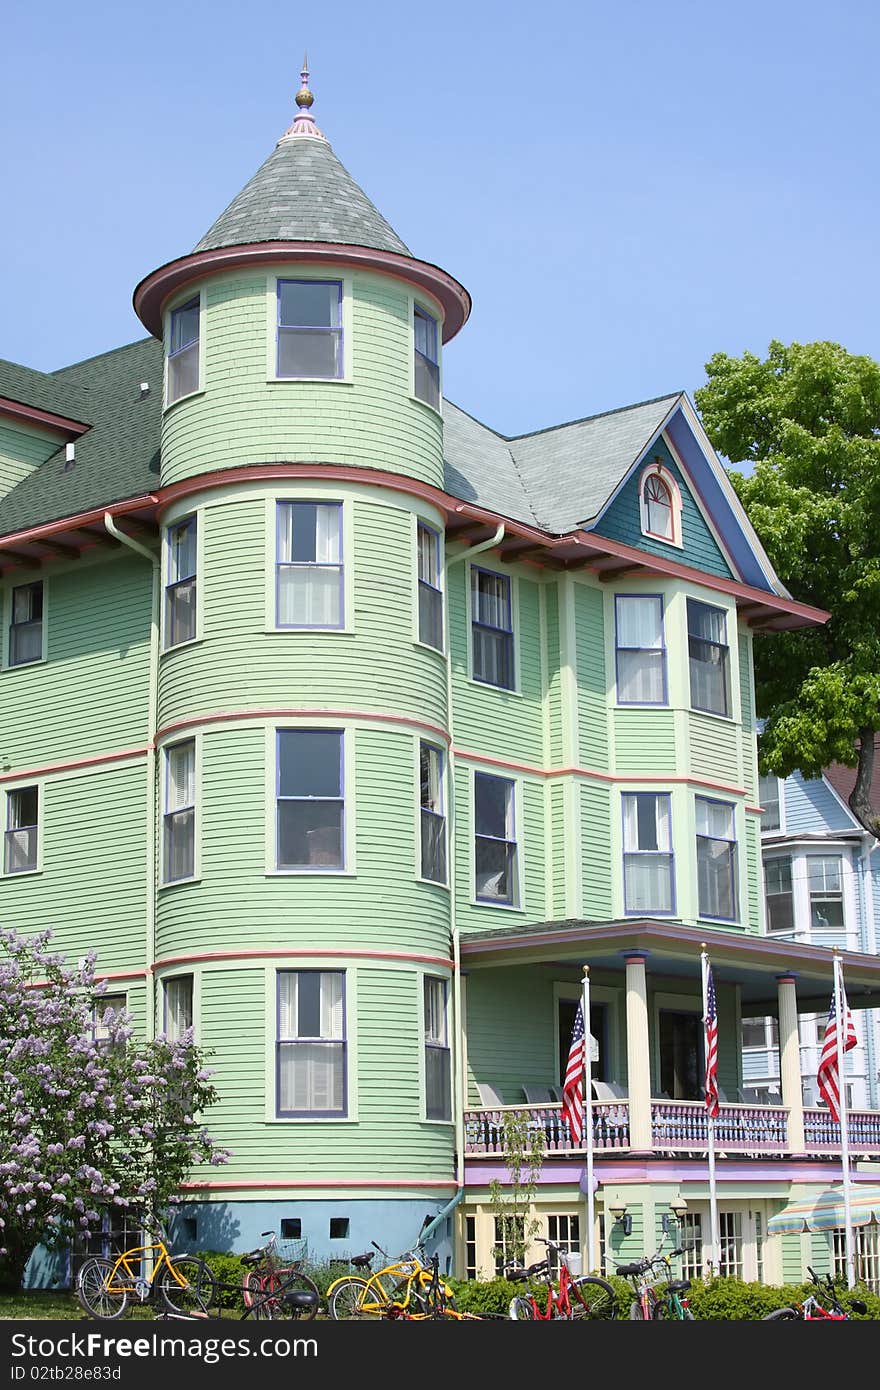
[662,1195,688,1235]
[607,1199,632,1237]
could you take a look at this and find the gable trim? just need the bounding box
[0,396,90,439]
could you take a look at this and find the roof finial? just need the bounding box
[278,53,326,143]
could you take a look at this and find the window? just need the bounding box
[424,976,451,1120]
[546,1215,580,1276]
[277,730,344,870]
[164,975,193,1041]
[755,1212,765,1284]
[717,1212,743,1279]
[558,998,607,1083]
[166,296,200,404]
[696,797,738,920]
[474,772,517,905]
[276,502,343,628]
[687,598,730,717]
[622,792,674,913]
[471,568,514,690]
[276,279,342,379]
[643,473,674,540]
[764,856,794,932]
[165,517,197,648]
[758,773,781,832]
[329,1217,350,1239]
[465,1216,477,1282]
[280,1219,302,1240]
[834,1225,880,1292]
[615,596,666,704]
[808,856,845,930]
[93,993,127,1049]
[417,523,443,650]
[493,1215,525,1275]
[659,1009,702,1100]
[163,741,195,883]
[8,581,43,666]
[741,1016,779,1049]
[3,786,38,874]
[419,742,447,884]
[277,970,346,1116]
[413,304,440,409]
[679,1215,703,1283]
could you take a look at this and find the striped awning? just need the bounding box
[767,1186,880,1234]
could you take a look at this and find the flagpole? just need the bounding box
[833,947,856,1289]
[582,964,596,1273]
[700,945,719,1277]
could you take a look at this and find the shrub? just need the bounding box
[195,1250,249,1310]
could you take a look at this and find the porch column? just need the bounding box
[777,974,805,1154]
[624,952,653,1152]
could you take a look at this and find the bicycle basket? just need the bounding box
[274,1238,308,1265]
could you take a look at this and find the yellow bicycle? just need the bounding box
[76,1223,217,1320]
[327,1240,456,1320]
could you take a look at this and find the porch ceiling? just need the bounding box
[458,918,880,1014]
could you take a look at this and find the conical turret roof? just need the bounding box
[193,61,411,257]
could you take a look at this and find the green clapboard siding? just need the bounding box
[613,708,677,774]
[689,712,739,785]
[188,964,454,1183]
[582,781,613,919]
[544,584,563,766]
[550,781,567,919]
[744,815,761,933]
[160,267,443,490]
[739,631,757,799]
[157,492,447,733]
[1,555,151,769]
[156,724,451,960]
[448,566,544,765]
[0,762,147,972]
[575,583,608,770]
[0,421,60,498]
[465,967,560,1103]
[780,1230,806,1284]
[593,441,734,579]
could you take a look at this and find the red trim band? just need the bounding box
[155,708,450,746]
[153,948,455,971]
[0,746,148,786]
[180,1179,456,1192]
[0,397,90,438]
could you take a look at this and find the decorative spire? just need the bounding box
[278,54,327,143]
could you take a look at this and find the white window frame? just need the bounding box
[411,297,442,413]
[417,740,448,886]
[276,969,348,1118]
[274,500,344,630]
[92,992,128,1049]
[758,773,783,833]
[472,769,522,910]
[163,974,195,1042]
[266,272,353,383]
[163,287,205,409]
[423,974,452,1122]
[763,854,794,934]
[5,579,46,669]
[695,796,739,922]
[162,514,199,650]
[637,461,683,548]
[468,563,518,693]
[687,596,731,718]
[622,791,675,915]
[161,738,199,886]
[270,726,353,876]
[2,782,41,876]
[415,518,444,653]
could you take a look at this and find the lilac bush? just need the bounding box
[0,928,229,1292]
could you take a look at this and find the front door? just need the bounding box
[558,999,608,1085]
[659,1010,702,1100]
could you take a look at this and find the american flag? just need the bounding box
[704,962,719,1119]
[561,1002,586,1145]
[817,983,857,1122]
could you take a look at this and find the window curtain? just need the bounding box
[617,596,664,702]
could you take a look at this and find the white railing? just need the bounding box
[804,1108,880,1155]
[463,1101,629,1154]
[651,1099,788,1152]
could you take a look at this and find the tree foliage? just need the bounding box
[0,929,229,1292]
[694,339,880,831]
[488,1109,545,1269]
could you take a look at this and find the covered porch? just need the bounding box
[459,920,880,1162]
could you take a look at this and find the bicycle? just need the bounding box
[762,1266,868,1320]
[506,1237,617,1320]
[617,1243,694,1320]
[76,1221,218,1320]
[240,1230,320,1320]
[327,1239,456,1319]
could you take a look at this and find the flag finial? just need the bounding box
[701,941,707,951]
[278,54,327,142]
[582,965,590,977]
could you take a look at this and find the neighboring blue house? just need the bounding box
[744,755,880,1111]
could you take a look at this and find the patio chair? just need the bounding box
[522,1085,558,1104]
[475,1082,504,1108]
[592,1079,628,1101]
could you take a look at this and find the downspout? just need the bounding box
[104,512,160,1040]
[435,522,505,1254]
[859,832,879,1109]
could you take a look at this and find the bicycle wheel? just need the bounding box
[243,1269,267,1317]
[77,1257,128,1320]
[262,1268,320,1320]
[329,1276,380,1320]
[762,1307,799,1320]
[157,1256,218,1316]
[651,1298,694,1320]
[568,1276,618,1320]
[629,1299,649,1319]
[509,1294,537,1320]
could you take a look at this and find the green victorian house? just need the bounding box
[3,69,879,1290]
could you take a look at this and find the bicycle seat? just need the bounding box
[505,1267,530,1283]
[350,1252,373,1269]
[283,1290,319,1311]
[667,1279,690,1293]
[615,1263,644,1277]
[240,1250,263,1267]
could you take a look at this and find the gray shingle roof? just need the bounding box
[0,358,90,425]
[0,339,162,535]
[194,137,411,257]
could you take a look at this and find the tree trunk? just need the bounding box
[0,1234,34,1294]
[849,729,880,836]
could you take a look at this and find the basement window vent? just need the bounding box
[329,1218,350,1240]
[280,1218,302,1240]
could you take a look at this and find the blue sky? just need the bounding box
[2,0,878,438]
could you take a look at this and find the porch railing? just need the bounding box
[804,1108,880,1154]
[651,1099,788,1152]
[464,1101,629,1155]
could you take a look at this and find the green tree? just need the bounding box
[0,929,229,1292]
[488,1109,545,1270]
[694,339,880,832]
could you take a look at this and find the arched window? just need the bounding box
[638,462,682,546]
[644,473,673,539]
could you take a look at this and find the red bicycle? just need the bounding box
[506,1237,617,1320]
